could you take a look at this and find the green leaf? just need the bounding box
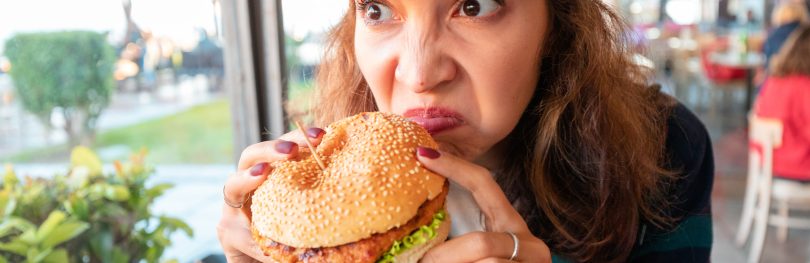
[3,164,18,190]
[70,146,102,176]
[88,183,106,200]
[0,239,28,255]
[19,228,37,245]
[30,247,52,263]
[41,221,89,248]
[89,229,114,262]
[145,183,173,200]
[0,191,16,218]
[159,216,193,237]
[146,246,159,263]
[104,185,130,201]
[61,200,73,215]
[21,184,44,204]
[42,248,68,263]
[35,211,66,243]
[152,229,170,247]
[26,247,40,263]
[0,254,9,263]
[100,203,129,220]
[0,217,35,238]
[111,247,130,263]
[66,168,89,189]
[64,197,89,221]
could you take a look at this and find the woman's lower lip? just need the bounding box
[407,117,462,135]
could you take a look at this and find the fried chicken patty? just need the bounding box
[251,182,449,263]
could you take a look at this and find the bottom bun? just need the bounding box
[391,215,451,263]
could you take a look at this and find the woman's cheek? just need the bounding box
[355,33,403,111]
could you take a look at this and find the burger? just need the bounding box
[250,112,451,263]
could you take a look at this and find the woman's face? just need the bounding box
[354,0,548,165]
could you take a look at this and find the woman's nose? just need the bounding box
[394,32,457,93]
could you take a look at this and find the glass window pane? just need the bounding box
[0,0,233,261]
[282,0,347,123]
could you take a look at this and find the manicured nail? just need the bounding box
[417,147,440,159]
[275,140,297,154]
[250,162,269,176]
[306,127,325,139]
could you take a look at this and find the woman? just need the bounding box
[218,0,714,262]
[763,2,808,72]
[754,25,810,181]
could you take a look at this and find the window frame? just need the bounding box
[221,0,289,162]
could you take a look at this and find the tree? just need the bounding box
[4,31,116,147]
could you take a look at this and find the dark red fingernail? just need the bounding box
[250,162,269,176]
[275,140,297,154]
[306,127,325,139]
[417,147,440,159]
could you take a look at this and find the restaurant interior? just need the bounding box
[624,0,810,262]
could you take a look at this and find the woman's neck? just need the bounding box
[475,138,510,173]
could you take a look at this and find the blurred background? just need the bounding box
[0,0,807,262]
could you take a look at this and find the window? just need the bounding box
[282,0,347,125]
[1,0,234,261]
[0,0,350,260]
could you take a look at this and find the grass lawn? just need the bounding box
[6,99,234,164]
[96,99,234,164]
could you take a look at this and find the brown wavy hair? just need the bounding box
[771,25,810,77]
[311,1,675,262]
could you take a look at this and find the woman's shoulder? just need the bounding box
[765,74,810,86]
[758,75,810,116]
[765,21,801,51]
[770,21,802,39]
[665,103,710,152]
[625,103,714,262]
[662,102,714,219]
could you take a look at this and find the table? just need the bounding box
[708,52,765,113]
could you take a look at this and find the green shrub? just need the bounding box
[0,147,192,263]
[4,31,116,146]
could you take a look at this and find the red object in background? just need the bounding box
[700,37,748,84]
[751,75,810,181]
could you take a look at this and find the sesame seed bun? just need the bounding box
[251,183,449,262]
[250,112,447,259]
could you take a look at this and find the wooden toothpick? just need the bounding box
[294,120,326,171]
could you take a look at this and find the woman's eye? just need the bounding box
[364,2,394,22]
[458,0,501,17]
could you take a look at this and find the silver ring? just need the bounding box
[223,186,249,209]
[506,231,519,261]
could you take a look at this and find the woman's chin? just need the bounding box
[433,130,509,171]
[436,140,480,162]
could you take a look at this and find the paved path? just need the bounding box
[0,74,221,159]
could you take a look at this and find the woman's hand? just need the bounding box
[416,147,551,263]
[217,127,326,263]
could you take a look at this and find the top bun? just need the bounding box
[251,112,446,248]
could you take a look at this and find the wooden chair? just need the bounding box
[735,115,810,263]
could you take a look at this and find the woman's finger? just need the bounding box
[237,140,300,171]
[218,206,275,262]
[237,127,325,171]
[420,231,517,263]
[474,258,515,263]
[278,127,326,148]
[422,231,550,263]
[416,146,526,231]
[223,164,271,214]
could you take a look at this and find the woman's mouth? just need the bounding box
[403,107,464,135]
